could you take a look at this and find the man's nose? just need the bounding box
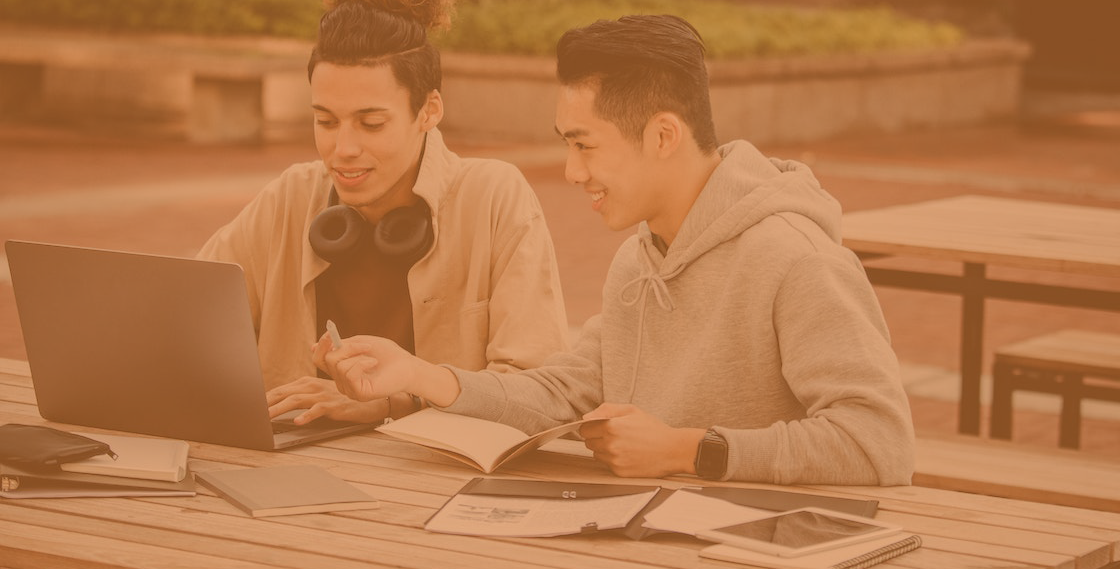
[335,124,362,157]
[564,149,589,185]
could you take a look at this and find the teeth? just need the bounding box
[590,191,605,202]
[339,171,365,179]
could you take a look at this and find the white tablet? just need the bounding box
[696,507,902,558]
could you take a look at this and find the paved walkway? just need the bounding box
[1,121,1118,454]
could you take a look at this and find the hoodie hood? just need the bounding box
[639,139,841,276]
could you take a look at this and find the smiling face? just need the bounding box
[555,83,667,234]
[311,62,441,223]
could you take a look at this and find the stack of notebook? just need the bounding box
[0,431,195,498]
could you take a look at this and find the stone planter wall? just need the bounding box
[440,39,1031,145]
[0,25,1030,145]
[0,27,313,143]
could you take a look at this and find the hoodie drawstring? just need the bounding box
[619,239,678,311]
[617,239,682,401]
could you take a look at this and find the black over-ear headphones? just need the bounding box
[308,187,434,265]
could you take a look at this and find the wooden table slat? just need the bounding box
[914,535,1074,569]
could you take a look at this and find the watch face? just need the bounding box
[697,431,728,479]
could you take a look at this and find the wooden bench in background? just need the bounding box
[0,25,311,143]
[914,434,1120,514]
[991,329,1120,449]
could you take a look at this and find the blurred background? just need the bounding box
[1,0,1118,451]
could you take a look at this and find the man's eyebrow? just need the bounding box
[555,126,589,139]
[311,104,389,115]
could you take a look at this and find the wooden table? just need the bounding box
[2,358,1119,569]
[843,195,1120,435]
[914,433,1120,513]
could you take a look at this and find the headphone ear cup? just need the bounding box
[374,206,434,265]
[309,204,367,263]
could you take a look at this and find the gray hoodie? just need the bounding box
[446,140,915,485]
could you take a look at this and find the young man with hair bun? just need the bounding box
[199,0,569,426]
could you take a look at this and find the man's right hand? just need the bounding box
[311,333,461,407]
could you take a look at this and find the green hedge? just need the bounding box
[0,0,963,58]
[0,0,323,38]
[439,0,964,58]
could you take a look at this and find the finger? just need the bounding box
[579,421,605,440]
[265,386,288,406]
[587,402,639,421]
[344,359,387,401]
[582,433,605,452]
[322,343,364,378]
[311,334,334,369]
[332,372,353,399]
[265,377,319,406]
[332,356,368,399]
[589,449,617,473]
[334,340,375,360]
[294,404,328,425]
[268,395,305,419]
[336,354,378,383]
[583,403,615,420]
[317,336,370,372]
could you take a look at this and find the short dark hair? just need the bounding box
[307,0,444,116]
[556,14,718,153]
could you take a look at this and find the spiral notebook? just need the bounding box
[700,533,922,569]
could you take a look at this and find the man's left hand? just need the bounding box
[266,376,389,424]
[579,403,706,478]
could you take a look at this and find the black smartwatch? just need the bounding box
[694,428,728,480]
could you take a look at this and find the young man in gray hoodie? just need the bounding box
[314,14,916,485]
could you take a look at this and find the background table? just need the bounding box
[1,358,1119,568]
[843,195,1120,435]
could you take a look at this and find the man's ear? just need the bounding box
[644,112,684,158]
[418,90,444,131]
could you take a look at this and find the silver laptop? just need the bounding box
[5,240,375,450]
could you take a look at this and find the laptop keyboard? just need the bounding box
[271,421,301,434]
[271,417,360,434]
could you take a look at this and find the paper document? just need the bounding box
[641,489,772,536]
[426,489,659,537]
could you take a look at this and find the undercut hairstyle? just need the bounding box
[308,0,451,116]
[556,14,719,154]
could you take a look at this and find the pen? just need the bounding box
[326,319,342,350]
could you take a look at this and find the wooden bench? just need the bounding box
[990,329,1120,449]
[914,434,1120,513]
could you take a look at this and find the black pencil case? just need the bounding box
[0,423,117,469]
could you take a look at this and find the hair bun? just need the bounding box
[324,0,455,31]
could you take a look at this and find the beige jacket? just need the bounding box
[198,129,570,389]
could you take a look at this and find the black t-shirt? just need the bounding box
[315,244,415,364]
